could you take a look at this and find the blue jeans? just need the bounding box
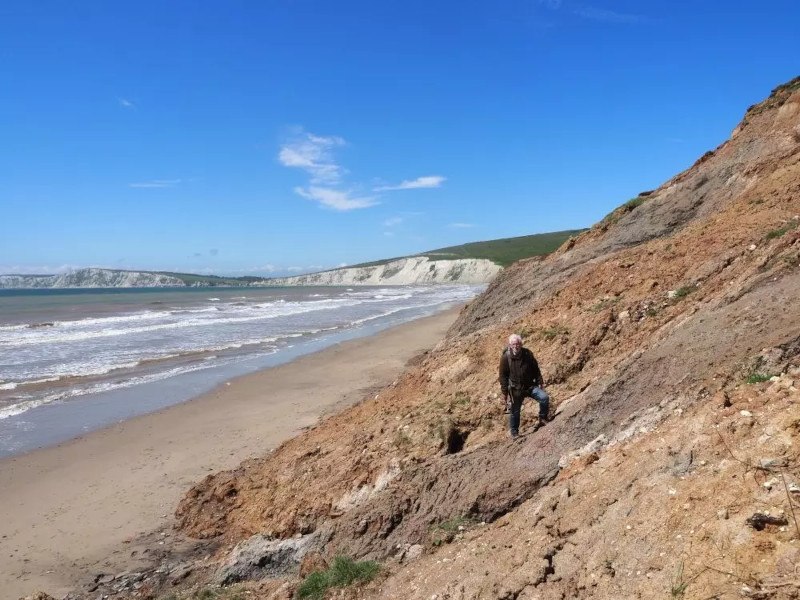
[508,386,550,435]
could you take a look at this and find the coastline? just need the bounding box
[0,307,460,599]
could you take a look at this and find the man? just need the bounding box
[499,333,550,438]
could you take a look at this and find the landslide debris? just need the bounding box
[69,77,800,600]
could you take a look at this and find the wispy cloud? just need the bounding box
[118,97,136,109]
[279,131,377,211]
[383,216,404,227]
[0,263,84,275]
[278,132,345,184]
[537,0,644,24]
[294,186,377,211]
[225,264,279,274]
[374,175,446,192]
[129,179,182,189]
[278,130,443,211]
[448,222,475,228]
[571,4,644,23]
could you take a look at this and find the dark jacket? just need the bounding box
[499,347,543,395]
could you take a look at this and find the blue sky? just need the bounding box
[1,1,798,276]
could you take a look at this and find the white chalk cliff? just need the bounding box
[0,268,185,289]
[261,257,502,286]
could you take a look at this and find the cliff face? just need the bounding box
[0,268,185,288]
[262,257,502,286]
[79,79,800,599]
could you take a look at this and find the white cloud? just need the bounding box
[284,265,329,274]
[537,1,643,23]
[572,4,644,23]
[278,133,345,184]
[294,186,378,211]
[226,264,279,274]
[129,179,182,189]
[0,263,83,275]
[448,222,475,228]
[278,131,441,212]
[374,175,446,191]
[383,216,404,227]
[118,97,136,109]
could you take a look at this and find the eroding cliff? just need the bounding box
[73,77,800,600]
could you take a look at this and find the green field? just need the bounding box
[352,229,584,269]
[154,271,261,286]
[419,229,585,267]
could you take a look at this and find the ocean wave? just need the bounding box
[0,397,52,420]
[0,347,284,421]
[4,335,285,384]
[349,306,412,326]
[0,300,354,347]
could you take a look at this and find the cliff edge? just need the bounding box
[63,77,800,600]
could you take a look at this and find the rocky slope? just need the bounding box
[0,268,185,288]
[261,257,502,286]
[56,78,800,600]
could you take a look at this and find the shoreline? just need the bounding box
[0,298,471,458]
[0,307,460,599]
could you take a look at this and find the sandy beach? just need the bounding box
[0,308,459,599]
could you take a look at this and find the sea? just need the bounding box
[0,285,481,458]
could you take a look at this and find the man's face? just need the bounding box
[509,340,522,355]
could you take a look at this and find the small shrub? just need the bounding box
[590,297,620,312]
[746,373,772,384]
[541,324,569,340]
[670,561,688,597]
[673,286,695,299]
[393,429,412,448]
[453,391,471,406]
[518,325,534,338]
[189,589,244,600]
[622,196,645,211]
[430,516,477,546]
[434,516,476,533]
[297,556,380,599]
[765,220,798,240]
[599,196,645,228]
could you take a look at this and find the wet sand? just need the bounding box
[0,308,459,599]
